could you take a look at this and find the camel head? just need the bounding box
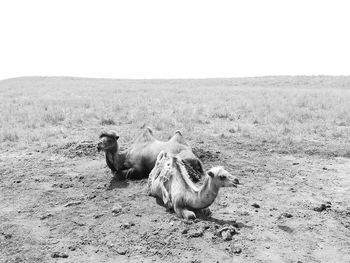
[207,166,238,188]
[97,130,120,153]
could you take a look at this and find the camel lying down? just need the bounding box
[148,151,239,220]
[97,128,204,181]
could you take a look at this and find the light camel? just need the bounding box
[148,151,238,220]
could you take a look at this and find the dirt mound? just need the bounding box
[51,141,97,158]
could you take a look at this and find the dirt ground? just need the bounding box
[1,138,349,263]
[1,77,350,262]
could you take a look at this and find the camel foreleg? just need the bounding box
[174,202,196,220]
[159,180,172,209]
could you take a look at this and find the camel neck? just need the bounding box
[187,176,220,209]
[106,148,126,172]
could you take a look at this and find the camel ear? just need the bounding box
[208,171,215,177]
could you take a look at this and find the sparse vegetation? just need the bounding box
[99,117,116,126]
[0,76,349,156]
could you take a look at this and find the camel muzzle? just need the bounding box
[97,144,102,152]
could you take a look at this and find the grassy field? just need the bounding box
[1,76,350,156]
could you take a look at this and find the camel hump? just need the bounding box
[170,130,189,146]
[134,127,156,144]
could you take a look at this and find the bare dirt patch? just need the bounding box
[50,141,98,158]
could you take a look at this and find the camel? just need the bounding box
[147,151,238,220]
[97,128,204,181]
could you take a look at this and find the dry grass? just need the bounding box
[1,76,350,156]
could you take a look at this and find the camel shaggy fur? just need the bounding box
[147,151,238,220]
[97,128,204,180]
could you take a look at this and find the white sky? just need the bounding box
[0,0,349,80]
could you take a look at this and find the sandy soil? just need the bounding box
[1,138,349,263]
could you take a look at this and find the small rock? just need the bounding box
[219,226,238,234]
[277,225,294,233]
[290,187,297,193]
[251,203,260,208]
[181,229,188,234]
[88,194,97,200]
[40,214,53,220]
[219,201,228,207]
[313,204,329,212]
[322,167,328,170]
[219,226,238,241]
[94,214,104,219]
[51,252,68,258]
[202,223,211,230]
[233,247,242,254]
[292,162,299,165]
[279,212,293,219]
[64,201,82,207]
[116,248,128,255]
[233,178,240,185]
[72,220,85,226]
[112,205,122,215]
[266,246,270,249]
[188,229,204,238]
[120,223,130,229]
[149,248,159,255]
[221,230,233,241]
[1,233,12,239]
[68,245,76,251]
[106,242,115,248]
[135,213,142,217]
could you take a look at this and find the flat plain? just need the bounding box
[0,76,350,262]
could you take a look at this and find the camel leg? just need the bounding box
[182,209,196,220]
[199,207,212,217]
[174,203,196,220]
[146,176,153,195]
[124,168,140,179]
[160,181,172,208]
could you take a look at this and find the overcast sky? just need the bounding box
[0,0,349,80]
